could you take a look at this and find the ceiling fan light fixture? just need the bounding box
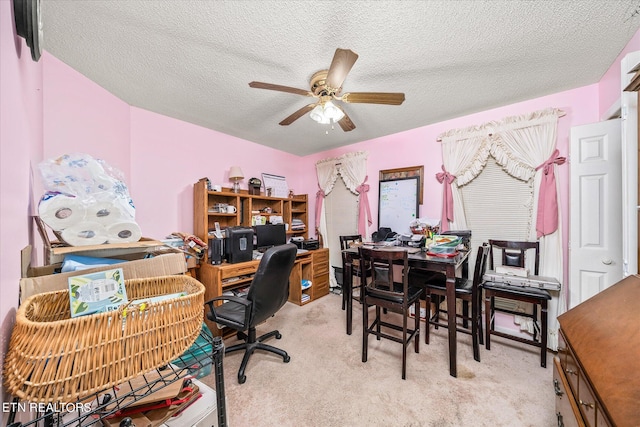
[310,104,327,124]
[310,101,344,125]
[324,101,344,122]
[250,48,401,132]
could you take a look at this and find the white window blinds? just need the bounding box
[461,158,533,312]
[460,157,533,280]
[325,178,358,270]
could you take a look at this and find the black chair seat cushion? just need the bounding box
[206,300,247,329]
[482,281,552,300]
[422,275,472,293]
[368,283,423,303]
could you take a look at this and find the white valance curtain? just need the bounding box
[315,151,371,242]
[438,108,566,349]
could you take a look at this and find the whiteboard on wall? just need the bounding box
[378,177,419,235]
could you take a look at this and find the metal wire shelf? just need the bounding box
[6,328,225,427]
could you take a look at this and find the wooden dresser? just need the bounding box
[554,274,640,427]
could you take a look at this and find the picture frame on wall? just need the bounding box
[379,165,424,204]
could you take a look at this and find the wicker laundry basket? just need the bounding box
[3,275,205,404]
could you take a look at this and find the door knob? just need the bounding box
[602,258,613,265]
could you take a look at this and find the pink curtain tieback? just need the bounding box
[436,165,455,232]
[315,189,326,229]
[534,149,566,238]
[356,176,373,237]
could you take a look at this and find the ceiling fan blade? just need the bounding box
[249,81,314,97]
[336,107,356,132]
[325,48,359,91]
[340,92,405,105]
[279,104,316,126]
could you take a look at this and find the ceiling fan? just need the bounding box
[249,48,405,132]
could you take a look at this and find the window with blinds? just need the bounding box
[325,178,359,270]
[460,157,533,311]
[460,157,533,252]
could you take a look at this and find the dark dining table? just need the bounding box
[342,245,470,378]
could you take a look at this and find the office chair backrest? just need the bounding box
[247,243,297,326]
[488,240,540,275]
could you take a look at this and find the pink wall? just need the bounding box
[43,54,131,180]
[0,0,43,418]
[130,108,304,239]
[306,85,600,227]
[301,84,600,292]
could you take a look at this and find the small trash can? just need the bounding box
[333,266,344,287]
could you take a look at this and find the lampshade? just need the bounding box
[310,101,345,125]
[229,166,244,180]
[309,105,328,124]
[323,101,344,122]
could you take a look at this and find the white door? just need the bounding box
[569,119,623,308]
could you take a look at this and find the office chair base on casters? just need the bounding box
[226,328,290,384]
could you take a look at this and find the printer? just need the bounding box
[291,238,319,251]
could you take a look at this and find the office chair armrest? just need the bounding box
[205,295,251,306]
[204,295,252,326]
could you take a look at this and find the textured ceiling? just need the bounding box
[41,1,640,156]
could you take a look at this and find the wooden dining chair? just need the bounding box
[421,243,490,362]
[358,247,423,379]
[482,240,551,368]
[339,235,368,310]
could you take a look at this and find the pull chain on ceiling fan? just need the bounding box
[249,48,405,132]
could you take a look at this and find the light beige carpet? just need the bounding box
[201,293,555,427]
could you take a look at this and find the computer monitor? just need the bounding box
[225,227,254,263]
[254,224,287,251]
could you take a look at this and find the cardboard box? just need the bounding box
[163,379,217,427]
[33,216,174,265]
[20,246,187,302]
[409,299,428,322]
[102,379,216,427]
[44,237,172,265]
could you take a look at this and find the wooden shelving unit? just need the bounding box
[194,178,308,263]
[193,179,326,337]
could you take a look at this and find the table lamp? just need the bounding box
[229,166,244,193]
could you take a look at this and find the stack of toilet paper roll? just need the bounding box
[39,192,142,246]
[38,153,142,247]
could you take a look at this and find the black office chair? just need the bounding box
[204,243,297,383]
[482,240,551,368]
[420,243,490,362]
[359,247,423,380]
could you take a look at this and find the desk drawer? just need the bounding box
[221,263,259,279]
[313,274,329,298]
[577,371,597,427]
[314,263,329,276]
[553,357,583,427]
[564,344,580,397]
[312,249,329,274]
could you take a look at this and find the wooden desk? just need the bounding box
[342,246,470,378]
[555,274,640,426]
[198,248,329,335]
